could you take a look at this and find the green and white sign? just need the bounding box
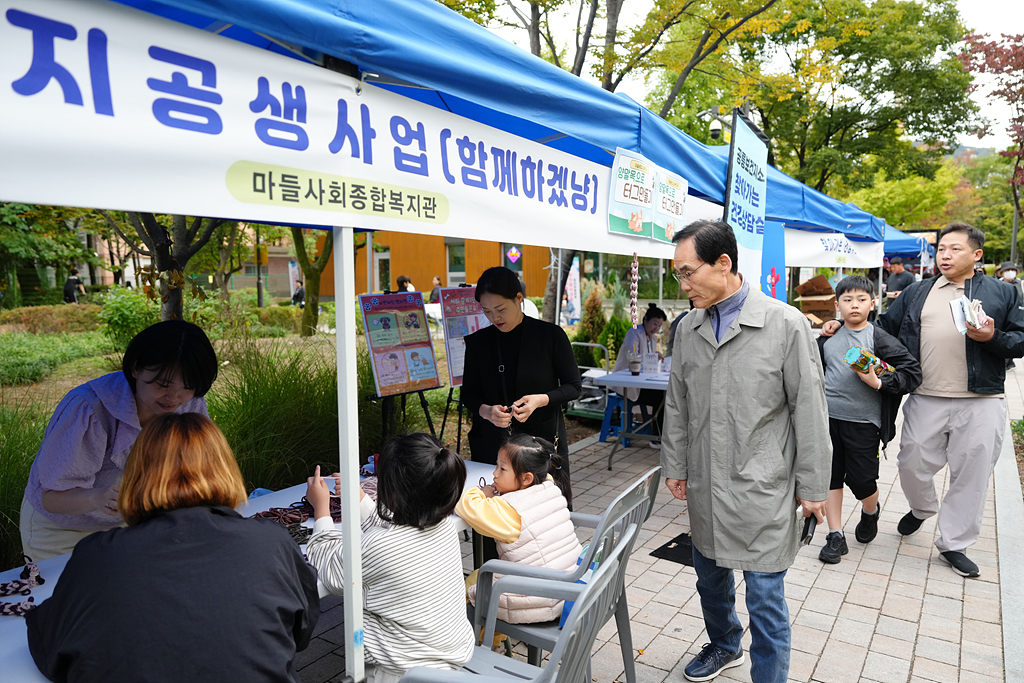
[608,148,655,238]
[653,170,687,244]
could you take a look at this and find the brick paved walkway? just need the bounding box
[295,416,1020,683]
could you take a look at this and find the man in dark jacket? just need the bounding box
[825,222,1024,577]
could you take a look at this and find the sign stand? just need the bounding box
[369,387,437,442]
[438,387,465,454]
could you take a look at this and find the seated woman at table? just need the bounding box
[305,433,475,683]
[26,412,320,683]
[610,303,667,446]
[20,320,218,561]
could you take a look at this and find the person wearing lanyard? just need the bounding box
[461,267,582,468]
[610,302,667,446]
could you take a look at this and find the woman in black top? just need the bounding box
[461,267,582,468]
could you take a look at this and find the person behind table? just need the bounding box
[62,268,85,304]
[429,275,442,304]
[456,434,582,649]
[815,276,921,565]
[610,302,667,447]
[305,433,474,683]
[20,320,217,561]
[26,413,320,683]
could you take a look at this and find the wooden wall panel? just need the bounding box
[465,239,500,285]
[521,245,549,298]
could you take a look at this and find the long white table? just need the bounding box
[594,369,670,470]
[0,459,494,682]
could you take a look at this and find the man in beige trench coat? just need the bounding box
[662,220,831,683]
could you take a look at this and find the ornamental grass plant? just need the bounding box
[0,400,46,570]
[0,332,110,386]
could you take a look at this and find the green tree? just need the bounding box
[290,228,334,336]
[845,160,964,231]
[732,0,979,193]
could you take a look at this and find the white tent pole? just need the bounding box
[366,231,373,294]
[658,259,664,309]
[555,248,563,323]
[334,226,365,682]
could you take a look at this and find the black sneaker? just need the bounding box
[683,643,744,682]
[855,506,881,544]
[897,511,924,536]
[819,531,848,564]
[940,551,980,578]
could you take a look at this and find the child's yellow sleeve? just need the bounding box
[455,488,522,543]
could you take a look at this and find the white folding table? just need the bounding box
[593,370,670,470]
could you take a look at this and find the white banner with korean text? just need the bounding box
[723,113,767,286]
[784,229,884,269]
[0,0,681,259]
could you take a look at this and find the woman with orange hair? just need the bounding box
[25,413,320,683]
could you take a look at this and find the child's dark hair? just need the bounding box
[501,434,572,507]
[122,320,218,397]
[835,275,875,299]
[376,433,466,529]
[644,303,667,323]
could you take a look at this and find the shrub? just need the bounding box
[207,339,340,492]
[0,304,102,334]
[0,332,110,385]
[0,401,46,570]
[99,287,159,352]
[596,316,631,368]
[527,296,544,310]
[257,306,301,334]
[578,288,607,364]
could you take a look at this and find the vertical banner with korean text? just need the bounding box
[608,149,655,239]
[723,111,768,287]
[439,287,490,387]
[359,292,441,396]
[563,257,581,325]
[653,170,688,244]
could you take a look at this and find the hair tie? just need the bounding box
[437,447,445,456]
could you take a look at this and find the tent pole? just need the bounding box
[658,259,664,309]
[878,266,884,308]
[366,231,373,294]
[334,226,365,683]
[555,248,563,323]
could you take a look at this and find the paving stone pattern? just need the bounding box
[296,413,1010,683]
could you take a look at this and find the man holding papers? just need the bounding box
[823,222,1024,577]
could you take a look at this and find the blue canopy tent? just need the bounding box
[884,225,936,258]
[114,0,885,241]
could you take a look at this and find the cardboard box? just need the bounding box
[795,274,834,297]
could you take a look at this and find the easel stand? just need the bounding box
[370,388,438,443]
[438,387,465,454]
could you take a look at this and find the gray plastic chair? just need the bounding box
[399,523,638,683]
[470,466,661,683]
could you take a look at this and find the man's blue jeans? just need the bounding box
[691,545,790,683]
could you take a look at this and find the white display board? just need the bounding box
[785,228,884,268]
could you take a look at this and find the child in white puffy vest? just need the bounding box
[457,434,582,627]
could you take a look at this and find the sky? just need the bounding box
[490,0,1022,151]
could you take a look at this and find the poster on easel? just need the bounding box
[439,287,491,387]
[360,292,442,396]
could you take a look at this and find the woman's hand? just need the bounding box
[97,482,120,516]
[480,404,512,428]
[305,466,332,520]
[41,484,119,517]
[512,394,549,423]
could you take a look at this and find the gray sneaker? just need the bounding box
[819,531,848,564]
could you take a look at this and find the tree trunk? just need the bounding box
[290,227,334,336]
[160,270,184,320]
[301,275,322,335]
[602,0,623,91]
[541,248,577,323]
[529,2,541,56]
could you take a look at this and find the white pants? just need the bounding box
[365,663,404,683]
[19,496,96,561]
[898,394,1005,553]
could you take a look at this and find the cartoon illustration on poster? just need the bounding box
[375,351,408,387]
[440,287,491,386]
[366,313,400,347]
[607,148,655,239]
[359,292,441,396]
[398,311,429,344]
[405,349,436,382]
[653,170,687,244]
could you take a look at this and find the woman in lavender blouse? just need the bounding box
[20,320,219,561]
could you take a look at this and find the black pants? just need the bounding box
[829,417,881,500]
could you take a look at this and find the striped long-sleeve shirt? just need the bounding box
[306,497,475,676]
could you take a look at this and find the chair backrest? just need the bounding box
[571,466,661,584]
[537,523,638,683]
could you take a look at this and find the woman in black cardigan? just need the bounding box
[461,267,582,469]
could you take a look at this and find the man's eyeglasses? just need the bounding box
[672,262,708,284]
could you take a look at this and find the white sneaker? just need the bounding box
[649,440,662,449]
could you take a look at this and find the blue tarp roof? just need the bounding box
[114,0,885,242]
[884,225,935,258]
